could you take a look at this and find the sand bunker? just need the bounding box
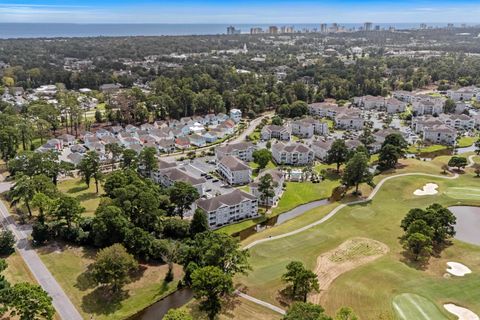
[309,238,389,304]
[444,304,479,320]
[414,183,439,196]
[447,262,472,277]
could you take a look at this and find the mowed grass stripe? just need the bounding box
[392,293,448,320]
[445,187,480,200]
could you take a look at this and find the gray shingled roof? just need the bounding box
[197,189,256,212]
[219,156,250,171]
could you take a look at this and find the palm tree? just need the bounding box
[9,175,35,217]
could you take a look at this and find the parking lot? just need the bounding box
[178,156,233,198]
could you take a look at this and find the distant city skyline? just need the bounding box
[1,0,480,24]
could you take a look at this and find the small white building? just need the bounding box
[230,108,242,123]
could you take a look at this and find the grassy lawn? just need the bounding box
[271,180,340,216]
[237,158,480,319]
[457,136,476,148]
[3,252,37,285]
[215,215,266,236]
[407,144,448,154]
[38,243,182,320]
[249,161,277,178]
[57,177,104,216]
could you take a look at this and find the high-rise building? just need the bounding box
[250,27,263,35]
[375,25,381,31]
[420,23,427,30]
[280,25,294,34]
[269,26,279,34]
[364,22,373,31]
[331,23,339,32]
[227,26,241,35]
[320,23,328,33]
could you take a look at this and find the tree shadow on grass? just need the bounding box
[67,185,89,194]
[81,286,129,316]
[276,287,293,308]
[399,249,430,271]
[75,192,98,202]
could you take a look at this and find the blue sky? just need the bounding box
[0,0,479,24]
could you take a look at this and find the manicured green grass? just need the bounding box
[38,244,182,320]
[457,136,477,148]
[392,293,448,320]
[444,187,480,200]
[249,162,277,178]
[407,144,448,154]
[237,163,480,319]
[57,178,104,216]
[215,215,266,236]
[271,180,339,216]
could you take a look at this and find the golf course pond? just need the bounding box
[449,206,480,246]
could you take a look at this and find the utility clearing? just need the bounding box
[309,238,388,304]
[414,183,439,196]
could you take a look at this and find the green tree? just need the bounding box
[139,146,158,177]
[91,205,131,247]
[0,230,15,256]
[9,174,35,216]
[49,195,84,228]
[163,309,193,320]
[289,100,309,118]
[78,151,103,193]
[282,261,319,302]
[378,144,401,170]
[189,208,209,235]
[283,302,331,320]
[252,149,272,171]
[5,283,55,320]
[475,139,480,155]
[335,307,358,320]
[94,109,103,123]
[258,173,276,209]
[342,152,371,194]
[191,266,234,320]
[448,156,468,171]
[31,193,54,224]
[169,181,200,219]
[91,243,138,293]
[159,239,180,282]
[326,139,349,172]
[122,148,138,169]
[404,232,433,262]
[105,143,123,172]
[443,98,456,113]
[181,231,250,283]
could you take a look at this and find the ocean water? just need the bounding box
[0,23,465,39]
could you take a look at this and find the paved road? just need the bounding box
[0,182,83,320]
[239,155,475,314]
